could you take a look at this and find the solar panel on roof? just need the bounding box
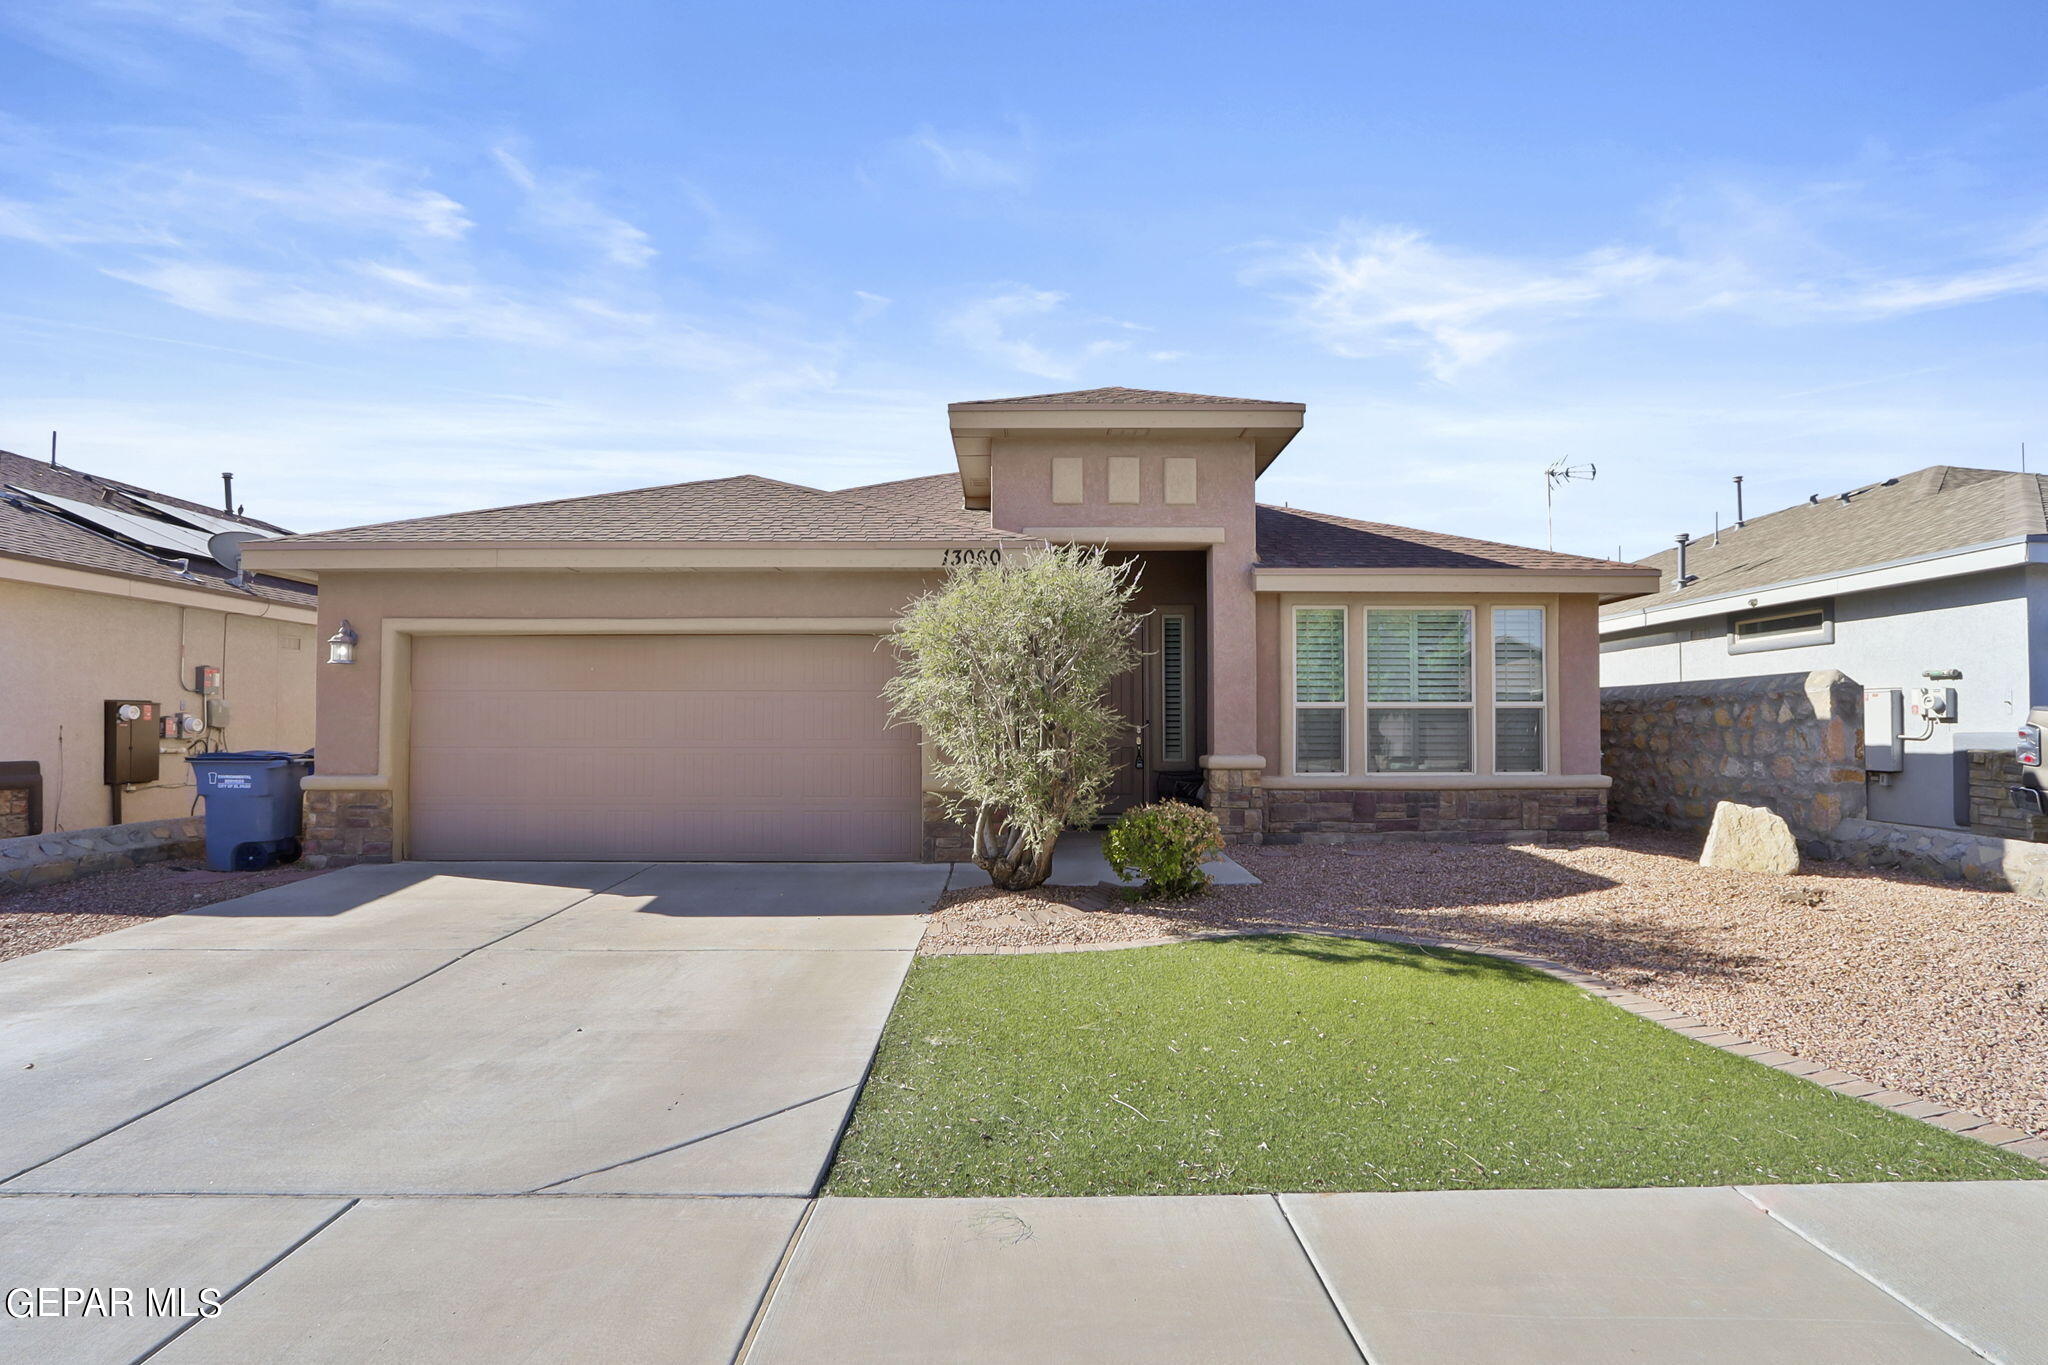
[3,485,218,559]
[124,493,279,539]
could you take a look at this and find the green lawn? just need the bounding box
[828,935,2044,1197]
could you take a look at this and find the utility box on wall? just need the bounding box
[1864,687,1905,773]
[104,700,161,787]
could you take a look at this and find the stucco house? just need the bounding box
[0,450,318,837]
[243,389,1658,865]
[1600,465,2048,832]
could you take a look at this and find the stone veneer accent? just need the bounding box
[920,792,974,863]
[1965,749,2048,842]
[0,787,30,841]
[1602,669,1864,849]
[1204,766,1264,845]
[303,788,395,867]
[1264,786,1607,845]
[0,817,205,894]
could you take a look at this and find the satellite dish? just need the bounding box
[208,530,265,577]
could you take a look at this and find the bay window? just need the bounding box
[1289,602,1550,777]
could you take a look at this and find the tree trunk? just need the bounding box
[973,811,1056,891]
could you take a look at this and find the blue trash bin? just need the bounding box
[186,751,314,872]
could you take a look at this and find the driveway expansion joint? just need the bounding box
[131,1196,361,1363]
[1732,1185,2000,1364]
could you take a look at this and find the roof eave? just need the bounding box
[241,534,1033,577]
[1599,535,2048,631]
[1253,565,1663,601]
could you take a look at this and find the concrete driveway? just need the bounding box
[7,863,2048,1362]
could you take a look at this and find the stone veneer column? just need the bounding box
[920,792,974,863]
[1202,758,1265,845]
[302,787,395,867]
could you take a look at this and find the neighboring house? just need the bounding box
[1600,465,2048,830]
[244,388,1657,865]
[0,450,319,835]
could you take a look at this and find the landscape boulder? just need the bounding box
[1699,800,1801,875]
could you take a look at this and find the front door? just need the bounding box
[1104,661,1148,814]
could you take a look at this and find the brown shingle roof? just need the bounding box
[289,473,1017,545]
[0,450,314,609]
[1256,504,1646,575]
[1605,465,2048,617]
[834,473,993,531]
[950,386,1302,410]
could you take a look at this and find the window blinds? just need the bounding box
[1294,609,1345,702]
[1493,608,1545,702]
[1366,610,1471,703]
[1160,614,1188,763]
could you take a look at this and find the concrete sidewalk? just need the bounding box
[5,1182,2045,1361]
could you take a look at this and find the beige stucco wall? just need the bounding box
[309,568,946,776]
[989,433,1262,759]
[0,576,317,830]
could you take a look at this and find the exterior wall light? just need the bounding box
[326,619,359,665]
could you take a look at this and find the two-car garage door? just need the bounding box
[407,634,922,861]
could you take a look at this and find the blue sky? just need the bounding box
[2,1,2043,558]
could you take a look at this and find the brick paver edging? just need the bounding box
[922,926,2048,1169]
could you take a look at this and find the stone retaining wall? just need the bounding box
[0,817,205,894]
[1602,670,1864,847]
[302,788,395,867]
[1265,786,1607,844]
[1830,816,2048,901]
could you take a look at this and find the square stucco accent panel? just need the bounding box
[1107,456,1140,505]
[1164,457,1197,505]
[1051,457,1084,505]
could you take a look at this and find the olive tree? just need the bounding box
[885,544,1141,890]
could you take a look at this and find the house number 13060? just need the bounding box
[941,548,1002,566]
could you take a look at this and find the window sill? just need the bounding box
[1265,773,1610,790]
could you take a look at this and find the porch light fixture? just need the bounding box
[325,619,359,665]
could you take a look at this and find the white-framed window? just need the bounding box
[1364,608,1474,773]
[1728,601,1832,654]
[1292,606,1346,774]
[1287,600,1553,778]
[1492,606,1546,773]
[1157,611,1190,765]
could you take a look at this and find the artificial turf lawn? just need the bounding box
[827,935,2046,1197]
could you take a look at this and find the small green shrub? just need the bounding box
[1102,800,1225,899]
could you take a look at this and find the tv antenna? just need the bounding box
[1543,459,1597,551]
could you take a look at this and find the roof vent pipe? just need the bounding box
[221,472,234,514]
[1674,532,1697,588]
[1733,475,1745,528]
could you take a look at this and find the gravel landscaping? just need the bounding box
[0,863,332,962]
[923,826,2048,1140]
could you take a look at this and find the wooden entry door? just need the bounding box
[1103,660,1148,814]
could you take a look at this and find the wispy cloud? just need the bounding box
[0,151,470,248]
[1251,198,2048,377]
[0,0,518,84]
[939,286,1136,380]
[0,127,834,383]
[492,145,655,269]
